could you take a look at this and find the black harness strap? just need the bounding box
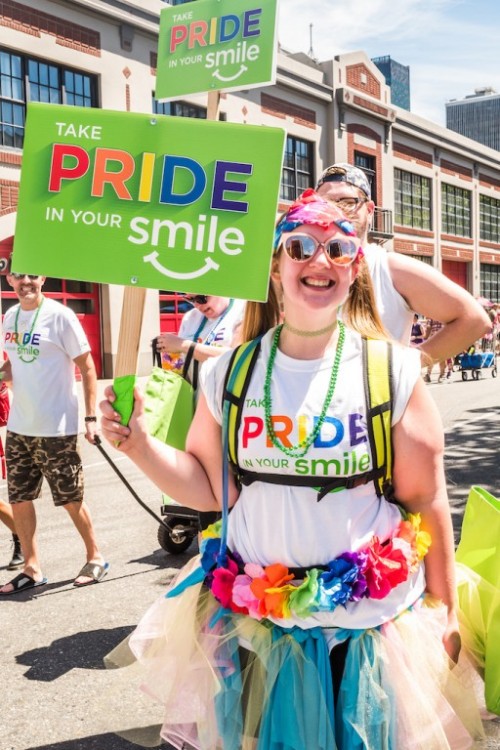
[237,467,387,501]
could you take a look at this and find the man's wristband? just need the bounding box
[84,416,97,423]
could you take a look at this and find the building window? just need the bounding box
[441,183,471,237]
[354,152,376,203]
[281,136,313,202]
[480,195,500,244]
[0,48,97,149]
[153,98,207,119]
[480,263,500,302]
[394,169,432,230]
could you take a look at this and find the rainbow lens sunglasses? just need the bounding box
[282,234,361,266]
[183,294,208,305]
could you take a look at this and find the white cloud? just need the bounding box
[278,0,454,59]
[277,0,500,127]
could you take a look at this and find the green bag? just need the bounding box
[456,486,500,588]
[143,343,197,450]
[456,486,500,715]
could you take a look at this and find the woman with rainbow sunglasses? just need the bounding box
[101,190,484,750]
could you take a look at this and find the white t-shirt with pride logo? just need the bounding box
[3,297,90,437]
[200,326,425,631]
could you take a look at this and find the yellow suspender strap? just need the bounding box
[224,337,262,467]
[363,338,393,497]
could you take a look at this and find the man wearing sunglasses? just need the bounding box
[316,163,491,361]
[0,269,108,595]
[156,295,245,378]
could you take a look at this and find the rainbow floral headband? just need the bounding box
[274,188,356,251]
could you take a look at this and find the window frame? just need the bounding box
[0,47,98,150]
[281,135,314,202]
[480,195,500,244]
[394,168,432,230]
[441,183,472,238]
[480,262,500,302]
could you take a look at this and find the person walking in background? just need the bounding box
[100,190,483,749]
[0,269,108,595]
[410,313,425,347]
[316,163,491,358]
[423,318,447,383]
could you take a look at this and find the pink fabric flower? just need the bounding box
[364,538,409,600]
[211,558,247,614]
[232,574,261,618]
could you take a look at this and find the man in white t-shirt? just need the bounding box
[316,163,491,356]
[0,271,108,595]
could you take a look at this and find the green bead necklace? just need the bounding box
[263,320,346,458]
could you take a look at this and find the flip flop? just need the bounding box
[0,572,48,596]
[73,561,110,587]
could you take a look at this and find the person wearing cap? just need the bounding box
[99,189,483,749]
[316,163,491,361]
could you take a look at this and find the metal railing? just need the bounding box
[370,207,394,240]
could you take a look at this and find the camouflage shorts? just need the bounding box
[6,432,84,506]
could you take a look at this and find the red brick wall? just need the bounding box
[261,94,316,129]
[0,151,22,167]
[394,238,434,257]
[346,64,381,100]
[441,246,474,261]
[479,173,500,192]
[480,251,500,264]
[0,179,19,217]
[440,160,473,181]
[0,0,101,56]
[393,142,433,167]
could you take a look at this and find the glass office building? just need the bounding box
[372,55,410,111]
[446,88,500,151]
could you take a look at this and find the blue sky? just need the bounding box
[278,0,500,127]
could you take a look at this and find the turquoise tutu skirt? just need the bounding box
[105,556,485,750]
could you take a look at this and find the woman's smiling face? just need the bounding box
[277,223,360,320]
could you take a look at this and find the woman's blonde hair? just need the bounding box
[241,254,387,342]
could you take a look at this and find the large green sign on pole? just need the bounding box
[12,103,285,301]
[156,0,278,100]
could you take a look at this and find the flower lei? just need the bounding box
[199,514,431,621]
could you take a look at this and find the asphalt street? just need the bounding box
[0,368,499,750]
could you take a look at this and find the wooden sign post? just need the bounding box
[113,90,221,396]
[114,285,147,378]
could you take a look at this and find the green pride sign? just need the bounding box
[12,103,285,301]
[156,0,278,100]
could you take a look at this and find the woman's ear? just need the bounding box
[351,250,365,280]
[270,254,281,285]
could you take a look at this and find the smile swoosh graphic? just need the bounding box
[143,252,220,279]
[212,65,248,82]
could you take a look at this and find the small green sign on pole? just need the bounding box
[156,0,279,100]
[12,103,285,302]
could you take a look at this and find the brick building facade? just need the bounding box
[1,0,500,375]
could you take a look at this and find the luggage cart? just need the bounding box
[459,352,497,381]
